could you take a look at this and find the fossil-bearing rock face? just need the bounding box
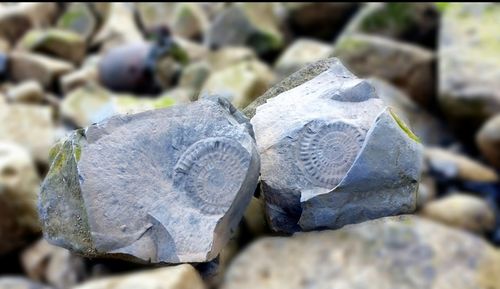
[39,96,260,263]
[251,59,423,233]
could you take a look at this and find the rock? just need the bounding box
[368,78,455,146]
[206,3,284,55]
[274,39,333,78]
[439,4,500,137]
[243,58,343,119]
[179,61,211,91]
[243,197,270,237]
[6,80,45,104]
[18,3,60,28]
[0,6,32,44]
[477,114,500,168]
[207,46,257,71]
[425,147,498,183]
[93,3,142,52]
[283,3,359,41]
[416,174,437,208]
[0,278,53,289]
[173,37,209,63]
[21,239,86,289]
[171,3,210,40]
[57,3,101,41]
[0,103,55,163]
[113,93,176,116]
[18,29,86,64]
[222,215,500,289]
[333,33,435,108]
[342,3,438,48]
[0,142,40,254]
[202,60,275,109]
[421,193,495,233]
[9,52,74,88]
[60,66,99,94]
[73,265,205,289]
[39,96,260,263]
[251,59,423,233]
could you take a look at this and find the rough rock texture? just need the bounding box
[439,3,500,137]
[0,278,53,289]
[333,33,435,108]
[222,215,500,289]
[0,142,41,254]
[0,103,55,163]
[274,39,333,78]
[425,147,498,183]
[202,59,275,109]
[39,96,260,263]
[477,114,500,169]
[251,59,423,233]
[73,265,205,289]
[22,239,86,289]
[9,52,74,88]
[243,58,341,119]
[206,3,283,55]
[421,193,495,233]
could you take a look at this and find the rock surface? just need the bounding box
[439,3,500,136]
[251,59,423,232]
[476,114,500,169]
[6,80,45,104]
[39,96,260,263]
[0,278,53,289]
[421,193,495,233]
[0,142,41,254]
[274,39,333,78]
[222,215,500,289]
[73,265,205,289]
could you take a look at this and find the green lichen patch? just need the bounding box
[390,108,421,143]
[361,3,414,34]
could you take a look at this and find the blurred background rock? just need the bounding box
[0,2,498,289]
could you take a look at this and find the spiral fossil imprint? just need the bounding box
[173,137,250,215]
[298,121,365,188]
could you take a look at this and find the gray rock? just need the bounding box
[57,3,107,42]
[421,193,495,233]
[439,3,500,135]
[274,39,333,78]
[39,96,260,263]
[477,114,500,169]
[333,33,435,108]
[206,4,283,55]
[251,59,423,232]
[222,215,500,289]
[0,142,41,254]
[0,278,53,289]
[9,52,74,88]
[73,265,205,289]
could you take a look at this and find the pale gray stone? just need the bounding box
[221,215,500,289]
[251,59,423,232]
[39,96,260,264]
[0,278,53,289]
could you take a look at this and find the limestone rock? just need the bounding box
[477,114,500,168]
[0,103,55,163]
[207,46,257,71]
[0,142,40,254]
[0,278,53,289]
[283,3,359,41]
[6,80,45,104]
[0,6,32,44]
[57,3,106,41]
[18,3,60,28]
[439,3,500,136]
[22,239,86,289]
[179,61,211,91]
[171,3,210,40]
[333,33,435,108]
[425,147,498,183]
[343,3,438,48]
[274,39,333,78]
[19,29,86,64]
[73,265,205,289]
[39,96,260,263]
[60,66,99,94]
[368,78,455,146]
[206,3,284,55]
[243,58,342,119]
[9,52,74,88]
[251,59,423,233]
[421,193,495,233]
[202,60,275,109]
[222,215,500,289]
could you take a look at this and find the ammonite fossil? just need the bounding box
[173,137,251,215]
[297,120,365,188]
